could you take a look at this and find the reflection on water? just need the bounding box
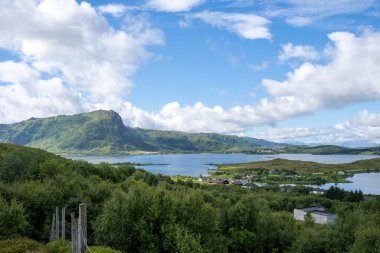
[321,173,380,195]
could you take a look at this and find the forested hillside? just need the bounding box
[0,110,286,154]
[0,143,379,252]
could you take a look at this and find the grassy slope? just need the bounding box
[0,110,152,154]
[136,129,286,152]
[0,111,284,154]
[217,158,380,173]
[0,238,47,253]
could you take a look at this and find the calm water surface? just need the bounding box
[321,173,380,195]
[67,153,380,176]
[67,153,380,194]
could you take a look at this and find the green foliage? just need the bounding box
[94,184,176,252]
[46,240,71,253]
[0,237,46,253]
[162,224,204,253]
[303,212,314,227]
[349,226,380,253]
[289,226,330,253]
[228,228,256,253]
[324,186,364,202]
[91,246,123,253]
[0,197,28,237]
[256,211,296,252]
[0,143,379,253]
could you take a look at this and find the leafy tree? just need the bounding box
[349,227,380,253]
[289,226,330,253]
[94,183,176,252]
[0,197,28,237]
[228,228,256,253]
[256,212,296,252]
[174,190,220,250]
[304,212,314,227]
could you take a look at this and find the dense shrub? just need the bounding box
[0,238,46,253]
[0,197,28,237]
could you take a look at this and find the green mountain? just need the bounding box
[0,110,286,154]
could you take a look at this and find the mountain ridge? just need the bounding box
[0,110,287,154]
[1,110,379,155]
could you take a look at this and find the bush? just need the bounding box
[46,240,71,253]
[0,197,28,237]
[91,246,123,253]
[0,237,46,253]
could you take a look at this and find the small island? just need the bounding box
[208,158,380,185]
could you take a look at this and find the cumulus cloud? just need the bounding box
[147,0,204,12]
[0,0,163,123]
[118,31,380,135]
[120,102,260,134]
[262,31,380,118]
[254,110,380,146]
[184,11,271,40]
[0,61,88,123]
[278,43,320,62]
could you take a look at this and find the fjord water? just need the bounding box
[321,173,380,195]
[68,153,380,194]
[67,153,380,175]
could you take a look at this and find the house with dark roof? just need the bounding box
[294,206,337,224]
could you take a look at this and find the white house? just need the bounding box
[294,207,336,224]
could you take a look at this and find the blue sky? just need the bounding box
[0,0,380,146]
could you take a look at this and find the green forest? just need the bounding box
[0,143,379,253]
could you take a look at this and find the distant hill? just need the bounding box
[0,110,287,154]
[281,145,380,155]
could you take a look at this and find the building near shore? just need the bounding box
[294,206,336,224]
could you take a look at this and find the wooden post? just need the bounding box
[50,213,56,242]
[61,207,66,240]
[77,219,81,253]
[78,203,87,253]
[55,207,59,240]
[71,212,77,253]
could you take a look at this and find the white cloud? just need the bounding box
[147,0,204,12]
[254,127,330,143]
[278,43,320,62]
[98,4,128,17]
[118,31,380,135]
[265,0,376,26]
[262,31,380,119]
[185,11,271,40]
[120,101,255,133]
[0,0,163,123]
[0,62,87,123]
[335,110,380,144]
[253,110,380,146]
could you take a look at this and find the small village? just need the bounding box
[198,175,328,194]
